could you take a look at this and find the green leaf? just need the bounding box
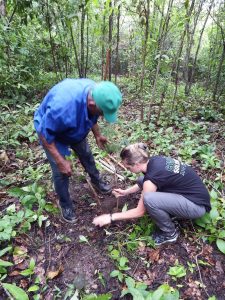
[125,276,135,288]
[28,285,39,292]
[110,270,120,277]
[119,256,128,267]
[216,239,225,254]
[79,235,89,244]
[110,249,120,260]
[0,259,13,267]
[127,287,145,299]
[152,288,164,300]
[0,246,12,257]
[6,204,16,213]
[2,283,29,300]
[20,268,33,276]
[83,294,112,300]
[29,257,35,270]
[195,213,211,227]
[218,230,225,239]
[8,187,25,197]
[0,266,7,273]
[210,207,219,220]
[38,215,48,227]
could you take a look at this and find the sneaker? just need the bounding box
[91,179,112,194]
[60,206,76,223]
[153,229,179,246]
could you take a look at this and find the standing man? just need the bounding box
[34,78,122,223]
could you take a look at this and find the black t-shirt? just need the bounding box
[143,156,211,212]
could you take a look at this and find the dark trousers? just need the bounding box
[45,138,100,208]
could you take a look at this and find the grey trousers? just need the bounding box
[143,192,206,234]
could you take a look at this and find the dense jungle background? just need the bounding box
[0,0,225,299]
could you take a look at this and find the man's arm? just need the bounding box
[39,135,72,176]
[92,123,108,149]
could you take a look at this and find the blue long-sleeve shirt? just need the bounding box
[34,78,98,156]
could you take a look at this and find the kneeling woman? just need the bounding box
[93,143,211,245]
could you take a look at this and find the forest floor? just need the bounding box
[0,99,225,299]
[1,168,225,299]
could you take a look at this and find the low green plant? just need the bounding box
[200,154,221,170]
[167,260,186,280]
[121,277,180,299]
[0,183,51,243]
[0,282,29,300]
[109,248,130,282]
[195,189,225,254]
[125,216,155,251]
[20,258,35,277]
[82,293,112,300]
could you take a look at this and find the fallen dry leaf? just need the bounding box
[19,279,29,289]
[13,245,28,265]
[36,265,46,284]
[47,265,64,280]
[215,260,224,274]
[9,270,20,276]
[147,248,160,263]
[0,150,9,165]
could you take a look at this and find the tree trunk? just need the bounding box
[46,0,59,79]
[85,12,89,77]
[171,0,196,112]
[140,0,150,93]
[213,41,225,102]
[140,0,150,121]
[52,7,68,77]
[108,0,113,81]
[69,24,81,77]
[0,0,6,17]
[147,0,174,123]
[188,0,214,93]
[115,4,120,84]
[101,2,106,80]
[80,3,86,78]
[171,29,186,113]
[184,0,204,95]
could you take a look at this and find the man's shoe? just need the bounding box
[60,206,76,223]
[153,228,179,246]
[91,179,112,194]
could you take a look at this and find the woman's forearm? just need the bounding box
[112,195,146,221]
[111,207,145,221]
[125,184,140,194]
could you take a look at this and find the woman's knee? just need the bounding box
[143,192,157,208]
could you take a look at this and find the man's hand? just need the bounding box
[95,135,108,149]
[58,159,72,176]
[112,188,128,198]
[93,214,111,227]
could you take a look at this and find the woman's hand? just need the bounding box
[93,214,111,227]
[112,188,128,198]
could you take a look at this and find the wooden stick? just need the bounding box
[99,158,115,172]
[97,161,124,180]
[104,157,116,170]
[107,154,127,170]
[86,177,101,206]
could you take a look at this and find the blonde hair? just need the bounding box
[120,143,149,166]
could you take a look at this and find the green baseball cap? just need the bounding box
[92,81,122,123]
